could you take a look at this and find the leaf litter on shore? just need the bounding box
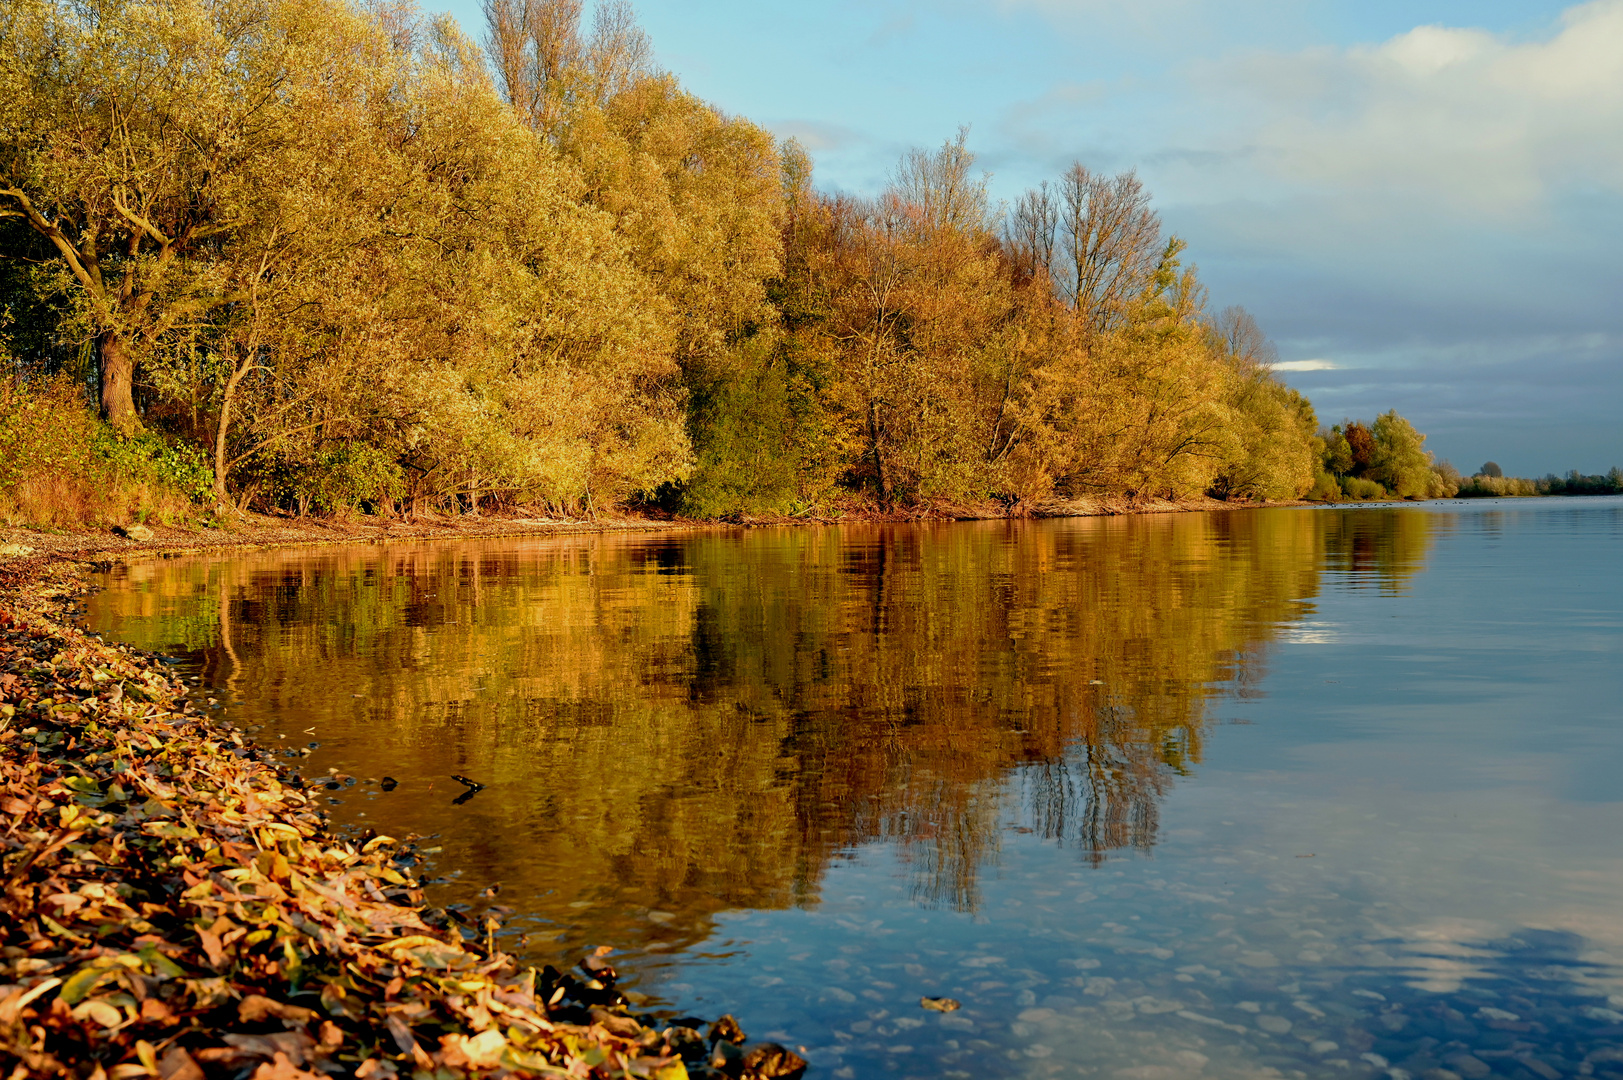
[0,561,803,1080]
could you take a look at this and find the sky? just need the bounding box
[431,0,1623,476]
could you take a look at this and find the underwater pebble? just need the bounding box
[1473,1007,1518,1022]
[1444,1055,1490,1079]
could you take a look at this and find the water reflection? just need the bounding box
[85,502,1623,1078]
[86,510,1433,956]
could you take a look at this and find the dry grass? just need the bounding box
[0,469,197,529]
[0,378,204,529]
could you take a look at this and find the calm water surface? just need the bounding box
[86,500,1623,1080]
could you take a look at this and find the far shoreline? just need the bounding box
[10,488,1607,570]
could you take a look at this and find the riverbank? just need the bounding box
[0,494,1288,566]
[0,559,801,1079]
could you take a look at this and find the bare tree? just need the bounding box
[1005,181,1058,289]
[584,0,650,105]
[1209,305,1277,368]
[891,126,989,236]
[482,0,583,133]
[1057,164,1162,335]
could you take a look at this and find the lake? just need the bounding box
[86,498,1623,1080]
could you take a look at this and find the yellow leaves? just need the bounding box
[437,1028,509,1070]
[377,935,469,970]
[257,822,303,845]
[377,934,459,953]
[0,977,62,1023]
[70,997,125,1029]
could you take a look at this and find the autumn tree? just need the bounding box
[1344,421,1377,476]
[1058,165,1163,336]
[1369,410,1435,498]
[0,0,344,432]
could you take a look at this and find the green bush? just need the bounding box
[283,443,405,516]
[1340,476,1386,500]
[1306,472,1342,501]
[678,341,823,518]
[94,429,215,502]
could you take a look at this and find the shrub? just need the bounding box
[0,377,209,527]
[95,429,216,503]
[1340,476,1386,500]
[1457,474,1539,498]
[1306,472,1342,502]
[261,442,405,517]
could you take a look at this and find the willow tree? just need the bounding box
[0,0,333,432]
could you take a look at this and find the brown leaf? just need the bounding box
[157,1046,204,1080]
[139,997,174,1023]
[222,1032,312,1066]
[238,995,318,1026]
[195,928,225,970]
[437,1030,509,1070]
[248,1052,323,1080]
[384,1013,418,1057]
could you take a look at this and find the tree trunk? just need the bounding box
[213,357,254,506]
[867,399,890,508]
[97,330,140,434]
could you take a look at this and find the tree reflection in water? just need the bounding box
[87,507,1438,962]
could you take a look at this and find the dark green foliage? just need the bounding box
[93,430,216,503]
[677,339,830,518]
[1323,429,1354,477]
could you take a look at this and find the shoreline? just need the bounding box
[0,495,1304,567]
[0,561,796,1079]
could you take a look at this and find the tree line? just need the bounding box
[1,0,1457,523]
[1457,463,1623,498]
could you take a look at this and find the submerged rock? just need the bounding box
[742,1042,808,1078]
[710,1014,747,1045]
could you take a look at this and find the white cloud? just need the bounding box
[1272,359,1338,371]
[1210,1,1623,217]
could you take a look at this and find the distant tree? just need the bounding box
[1207,305,1278,369]
[1370,411,1434,498]
[1322,426,1354,477]
[1004,181,1059,290]
[893,126,990,234]
[1057,164,1162,336]
[1479,461,1503,478]
[1344,422,1377,476]
[482,0,583,136]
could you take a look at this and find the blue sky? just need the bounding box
[432,0,1622,476]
